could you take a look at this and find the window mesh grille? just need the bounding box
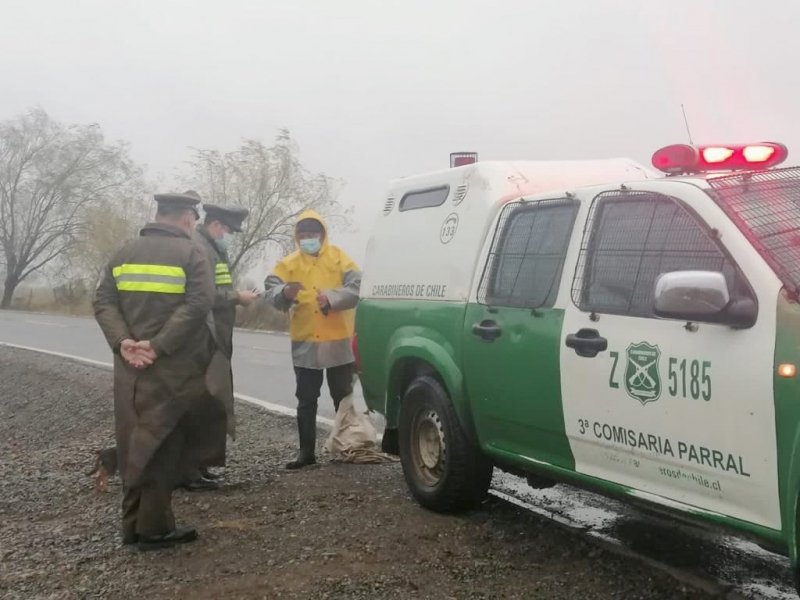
[571,191,734,318]
[478,199,578,309]
[707,167,800,297]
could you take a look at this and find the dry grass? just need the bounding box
[234,301,289,332]
[8,286,94,316]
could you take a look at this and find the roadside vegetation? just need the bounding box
[0,107,353,327]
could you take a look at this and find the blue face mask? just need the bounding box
[216,233,233,251]
[299,237,322,255]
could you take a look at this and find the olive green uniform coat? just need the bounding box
[93,223,215,492]
[182,224,239,470]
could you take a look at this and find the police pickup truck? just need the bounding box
[354,143,800,591]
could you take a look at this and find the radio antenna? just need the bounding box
[681,104,694,145]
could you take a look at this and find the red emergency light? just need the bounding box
[651,142,788,174]
[450,152,478,168]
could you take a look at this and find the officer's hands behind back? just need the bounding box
[120,339,155,370]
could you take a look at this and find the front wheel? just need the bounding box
[398,375,493,512]
[795,499,800,598]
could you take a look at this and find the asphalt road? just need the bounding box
[0,309,365,420]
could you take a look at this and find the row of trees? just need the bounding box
[0,108,349,309]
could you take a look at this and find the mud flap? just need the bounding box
[381,428,400,456]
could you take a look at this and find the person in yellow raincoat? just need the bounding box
[264,210,361,469]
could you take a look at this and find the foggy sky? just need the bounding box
[2,0,798,269]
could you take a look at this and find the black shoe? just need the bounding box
[199,467,221,480]
[122,533,138,545]
[137,525,197,552]
[285,455,316,470]
[178,477,220,492]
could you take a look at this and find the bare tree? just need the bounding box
[63,182,151,290]
[0,108,142,308]
[186,130,351,277]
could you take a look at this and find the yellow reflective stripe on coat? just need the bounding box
[215,262,233,285]
[112,264,187,294]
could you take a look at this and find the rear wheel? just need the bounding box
[398,375,492,512]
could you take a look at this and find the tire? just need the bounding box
[795,501,800,598]
[398,375,493,512]
[795,544,800,598]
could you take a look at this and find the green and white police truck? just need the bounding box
[354,143,800,590]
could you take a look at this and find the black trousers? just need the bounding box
[294,363,355,415]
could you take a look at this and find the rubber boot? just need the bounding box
[199,466,220,480]
[285,411,317,470]
[381,428,400,456]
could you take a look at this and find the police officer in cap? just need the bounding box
[93,190,215,550]
[177,203,257,490]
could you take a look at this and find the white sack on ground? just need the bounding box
[324,394,398,464]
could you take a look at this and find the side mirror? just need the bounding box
[654,270,757,328]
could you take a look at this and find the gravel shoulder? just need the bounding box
[0,346,716,600]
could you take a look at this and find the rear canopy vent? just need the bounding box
[383,197,395,215]
[452,183,469,205]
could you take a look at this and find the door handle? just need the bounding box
[565,328,607,358]
[472,320,502,343]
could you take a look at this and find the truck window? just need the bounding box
[573,191,741,319]
[399,186,450,212]
[479,199,578,309]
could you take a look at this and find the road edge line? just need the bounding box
[0,342,114,369]
[0,342,335,428]
[490,489,744,599]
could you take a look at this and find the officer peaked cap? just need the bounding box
[153,190,202,218]
[203,204,250,233]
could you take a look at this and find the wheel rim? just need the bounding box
[410,408,446,487]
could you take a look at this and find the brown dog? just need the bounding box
[87,447,118,493]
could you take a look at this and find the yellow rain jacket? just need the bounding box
[264,210,361,369]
